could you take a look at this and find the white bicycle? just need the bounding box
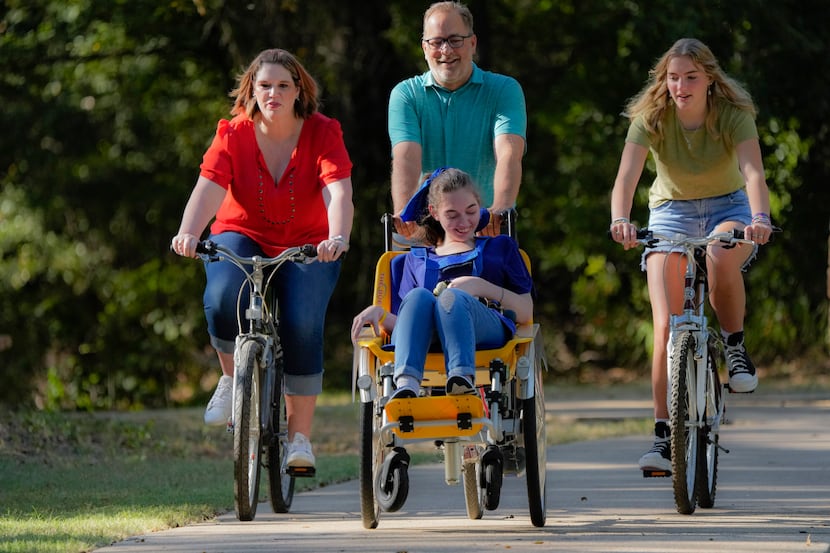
[633,229,756,514]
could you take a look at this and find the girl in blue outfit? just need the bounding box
[351,167,533,398]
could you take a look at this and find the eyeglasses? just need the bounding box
[422,34,472,51]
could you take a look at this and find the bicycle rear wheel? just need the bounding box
[359,401,380,528]
[233,338,264,521]
[696,337,721,508]
[266,341,295,513]
[670,331,699,515]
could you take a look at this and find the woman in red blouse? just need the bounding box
[171,49,353,469]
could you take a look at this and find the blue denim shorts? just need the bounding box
[641,189,754,271]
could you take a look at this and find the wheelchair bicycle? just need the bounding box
[352,212,548,528]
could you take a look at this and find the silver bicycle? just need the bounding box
[633,228,756,514]
[196,240,317,521]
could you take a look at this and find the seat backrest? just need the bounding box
[372,251,406,314]
[389,253,407,314]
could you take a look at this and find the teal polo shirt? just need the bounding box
[388,63,527,206]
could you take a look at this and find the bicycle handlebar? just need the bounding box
[195,240,318,264]
[634,228,752,248]
[608,228,755,248]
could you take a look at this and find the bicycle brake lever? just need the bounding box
[719,229,744,249]
[196,240,217,255]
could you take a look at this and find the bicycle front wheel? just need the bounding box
[670,331,699,515]
[266,340,294,513]
[696,336,722,508]
[233,339,264,521]
[523,355,547,528]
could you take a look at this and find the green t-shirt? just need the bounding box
[626,101,758,208]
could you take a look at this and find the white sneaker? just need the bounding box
[286,432,316,468]
[204,375,233,426]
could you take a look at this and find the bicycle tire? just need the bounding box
[670,331,699,515]
[374,448,409,513]
[696,337,721,508]
[358,401,380,529]
[266,340,294,513]
[233,339,263,521]
[523,357,547,527]
[462,459,483,520]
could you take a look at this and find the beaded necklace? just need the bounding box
[256,166,295,226]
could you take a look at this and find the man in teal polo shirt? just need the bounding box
[389,1,527,240]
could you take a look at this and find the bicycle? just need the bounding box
[195,239,317,521]
[630,228,756,514]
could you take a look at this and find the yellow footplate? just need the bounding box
[384,395,485,439]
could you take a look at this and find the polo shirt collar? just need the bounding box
[423,62,483,91]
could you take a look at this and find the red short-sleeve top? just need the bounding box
[200,112,352,256]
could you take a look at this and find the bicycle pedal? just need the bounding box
[642,468,671,478]
[287,465,316,478]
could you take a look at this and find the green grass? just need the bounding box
[0,387,652,553]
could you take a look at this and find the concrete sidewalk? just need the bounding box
[95,392,830,553]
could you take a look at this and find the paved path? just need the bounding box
[95,393,830,553]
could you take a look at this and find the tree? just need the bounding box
[1,0,826,409]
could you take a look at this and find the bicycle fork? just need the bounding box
[228,259,268,433]
[666,250,709,435]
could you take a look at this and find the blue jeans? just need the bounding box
[203,232,340,395]
[391,287,509,382]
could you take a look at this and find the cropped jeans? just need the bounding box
[391,287,508,383]
[202,231,340,396]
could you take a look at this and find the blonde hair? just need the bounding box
[624,38,756,148]
[229,49,318,120]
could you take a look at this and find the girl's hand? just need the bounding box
[610,218,638,250]
[445,276,488,297]
[351,305,389,342]
[744,222,772,245]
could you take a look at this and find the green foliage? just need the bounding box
[0,0,827,409]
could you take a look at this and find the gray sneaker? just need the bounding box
[638,421,671,471]
[204,375,233,426]
[445,374,475,395]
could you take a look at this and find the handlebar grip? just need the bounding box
[606,228,653,240]
[300,244,317,257]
